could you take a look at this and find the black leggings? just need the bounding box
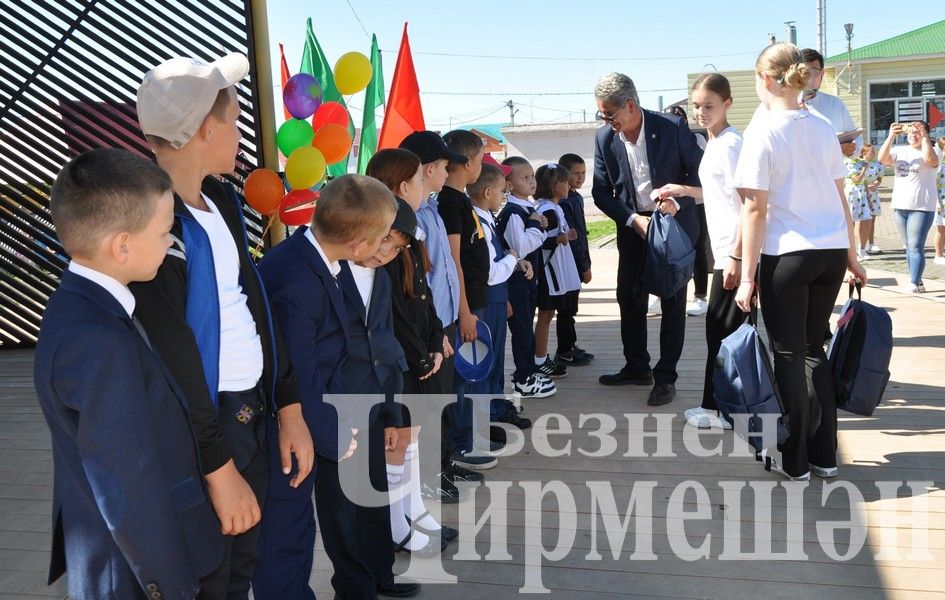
[758,249,846,477]
[702,269,747,410]
[693,204,714,298]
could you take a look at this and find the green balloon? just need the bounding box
[277,119,314,156]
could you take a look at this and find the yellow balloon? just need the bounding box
[285,146,326,190]
[334,52,372,95]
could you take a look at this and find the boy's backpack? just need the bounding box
[643,211,695,298]
[713,313,790,453]
[827,283,893,416]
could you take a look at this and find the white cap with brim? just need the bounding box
[137,53,249,149]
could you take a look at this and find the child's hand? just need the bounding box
[340,428,358,461]
[442,334,454,358]
[459,310,479,342]
[384,427,399,452]
[519,260,534,280]
[556,233,569,245]
[506,301,513,318]
[529,213,548,228]
[567,229,578,241]
[204,459,261,535]
[277,403,314,488]
[657,200,678,216]
[419,352,443,380]
[581,269,592,284]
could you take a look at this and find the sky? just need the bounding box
[266,1,942,130]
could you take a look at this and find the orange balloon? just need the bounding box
[312,123,353,165]
[243,168,284,215]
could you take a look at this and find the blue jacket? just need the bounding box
[258,227,353,468]
[561,190,591,274]
[592,109,702,241]
[34,271,223,599]
[337,261,407,427]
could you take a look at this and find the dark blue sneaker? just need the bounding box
[450,449,498,470]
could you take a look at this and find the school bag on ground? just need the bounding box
[827,282,893,416]
[713,312,790,453]
[643,211,695,298]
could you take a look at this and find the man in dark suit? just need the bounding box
[591,72,703,406]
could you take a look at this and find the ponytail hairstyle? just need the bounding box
[691,72,732,102]
[755,42,810,90]
[534,163,571,200]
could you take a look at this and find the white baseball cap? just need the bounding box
[136,53,249,149]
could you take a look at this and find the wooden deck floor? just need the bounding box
[1,248,943,599]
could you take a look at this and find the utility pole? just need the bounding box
[817,0,827,56]
[507,100,519,127]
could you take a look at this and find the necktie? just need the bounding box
[131,316,153,350]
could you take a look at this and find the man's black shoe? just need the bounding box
[496,401,532,430]
[647,383,676,406]
[378,579,422,598]
[599,369,654,386]
[446,463,484,483]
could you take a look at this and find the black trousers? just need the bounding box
[199,387,268,600]
[360,421,395,588]
[555,289,580,355]
[507,271,537,383]
[702,269,748,410]
[692,204,714,297]
[616,226,688,385]
[759,249,846,477]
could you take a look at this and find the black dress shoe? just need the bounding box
[378,579,422,598]
[647,383,676,406]
[599,369,654,386]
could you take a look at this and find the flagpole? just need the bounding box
[248,0,286,244]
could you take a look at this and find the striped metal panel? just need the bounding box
[0,0,267,348]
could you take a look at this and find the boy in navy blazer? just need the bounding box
[34,149,224,599]
[253,175,397,599]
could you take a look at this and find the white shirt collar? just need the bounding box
[67,261,136,317]
[304,227,341,277]
[618,117,646,147]
[472,205,495,224]
[507,194,533,209]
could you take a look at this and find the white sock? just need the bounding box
[534,355,547,366]
[388,462,432,552]
[403,442,442,532]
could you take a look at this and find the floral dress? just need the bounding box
[864,160,884,216]
[844,157,871,222]
[934,163,945,226]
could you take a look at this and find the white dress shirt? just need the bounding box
[502,195,546,258]
[473,205,518,286]
[620,118,656,219]
[67,261,135,316]
[305,227,342,277]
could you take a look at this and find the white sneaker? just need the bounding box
[809,463,839,478]
[686,298,708,316]
[858,249,872,261]
[683,407,732,430]
[868,244,882,254]
[934,256,945,266]
[512,374,556,399]
[902,284,926,294]
[647,296,662,316]
[760,448,810,481]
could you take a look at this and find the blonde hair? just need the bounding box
[755,43,810,90]
[311,174,397,244]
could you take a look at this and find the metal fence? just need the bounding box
[0,0,266,348]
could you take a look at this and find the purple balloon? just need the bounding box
[283,73,322,119]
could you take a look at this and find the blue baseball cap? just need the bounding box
[454,320,493,383]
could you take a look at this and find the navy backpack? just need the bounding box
[713,313,790,453]
[827,283,893,416]
[643,211,695,298]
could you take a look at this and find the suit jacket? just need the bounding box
[258,227,353,470]
[592,109,703,244]
[34,270,223,600]
[337,261,407,427]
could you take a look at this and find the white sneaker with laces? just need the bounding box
[934,256,945,266]
[902,284,926,294]
[686,298,708,316]
[683,407,732,430]
[647,296,662,316]
[868,244,882,254]
[809,463,838,478]
[513,374,556,399]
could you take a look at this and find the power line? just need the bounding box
[421,88,687,96]
[382,49,760,62]
[343,0,371,40]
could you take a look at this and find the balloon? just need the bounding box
[312,101,350,131]
[312,123,352,165]
[243,168,284,215]
[334,51,372,95]
[279,189,319,227]
[276,118,314,157]
[285,146,326,190]
[283,73,322,119]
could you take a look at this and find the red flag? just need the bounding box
[378,23,425,149]
[279,43,292,121]
[929,102,944,130]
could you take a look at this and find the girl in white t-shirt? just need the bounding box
[733,43,866,481]
[932,138,945,265]
[877,120,939,291]
[656,73,742,432]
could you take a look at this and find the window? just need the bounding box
[868,78,945,145]
[869,82,909,99]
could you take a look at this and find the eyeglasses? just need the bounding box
[595,103,628,123]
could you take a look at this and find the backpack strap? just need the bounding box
[848,280,863,300]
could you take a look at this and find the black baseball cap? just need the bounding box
[399,131,468,165]
[391,197,418,237]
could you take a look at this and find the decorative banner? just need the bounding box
[279,189,319,226]
[283,73,322,120]
[279,43,292,121]
[312,123,353,165]
[334,51,372,95]
[244,168,285,215]
[285,146,326,190]
[276,118,315,156]
[357,34,385,174]
[378,23,425,149]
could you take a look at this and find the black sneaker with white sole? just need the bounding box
[512,373,556,398]
[450,449,498,470]
[536,357,567,379]
[446,463,484,483]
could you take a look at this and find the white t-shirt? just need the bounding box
[733,109,849,256]
[186,196,263,392]
[889,145,938,212]
[348,262,375,316]
[805,91,860,151]
[699,126,743,269]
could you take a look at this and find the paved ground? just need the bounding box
[1,249,942,599]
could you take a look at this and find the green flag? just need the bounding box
[300,18,354,177]
[357,35,384,174]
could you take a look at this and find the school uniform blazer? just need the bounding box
[33,271,223,600]
[337,261,407,428]
[257,227,353,467]
[592,109,702,247]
